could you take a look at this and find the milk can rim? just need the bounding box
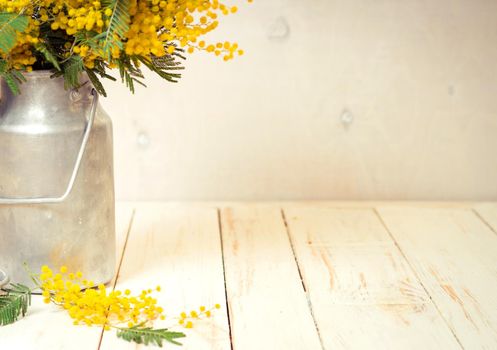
[22,70,59,79]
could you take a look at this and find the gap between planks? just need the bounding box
[372,208,464,349]
[97,207,136,350]
[216,208,234,350]
[280,209,326,350]
[471,208,497,236]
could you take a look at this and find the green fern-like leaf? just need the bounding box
[3,72,22,95]
[85,67,107,97]
[116,55,145,93]
[0,13,29,53]
[116,325,185,347]
[100,0,130,59]
[0,59,25,95]
[139,55,183,83]
[35,42,61,71]
[61,55,84,89]
[73,30,104,53]
[0,283,31,326]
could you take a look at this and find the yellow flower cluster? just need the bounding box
[40,265,164,330]
[0,0,249,71]
[177,303,221,328]
[38,265,221,333]
[123,0,243,61]
[0,0,31,12]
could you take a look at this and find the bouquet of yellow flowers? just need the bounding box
[0,0,247,96]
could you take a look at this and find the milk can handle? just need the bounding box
[0,89,99,205]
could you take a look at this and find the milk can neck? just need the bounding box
[3,70,91,102]
[0,71,94,124]
[0,71,93,133]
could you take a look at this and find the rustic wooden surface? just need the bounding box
[1,201,497,349]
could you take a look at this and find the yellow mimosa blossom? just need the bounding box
[37,265,221,334]
[0,0,250,73]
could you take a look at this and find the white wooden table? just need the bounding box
[1,201,497,350]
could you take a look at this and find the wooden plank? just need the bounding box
[220,205,322,350]
[473,203,497,234]
[283,206,460,349]
[0,203,134,350]
[99,203,230,350]
[377,206,497,349]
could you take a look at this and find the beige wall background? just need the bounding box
[101,0,497,201]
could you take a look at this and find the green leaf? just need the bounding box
[116,326,186,347]
[35,42,61,71]
[3,73,21,95]
[0,59,25,95]
[116,55,145,94]
[138,55,183,83]
[85,67,107,97]
[73,30,104,53]
[0,13,29,53]
[0,283,31,326]
[100,0,130,59]
[62,56,84,89]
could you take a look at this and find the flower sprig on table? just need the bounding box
[0,0,250,96]
[0,265,221,347]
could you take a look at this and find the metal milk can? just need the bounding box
[0,71,115,287]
